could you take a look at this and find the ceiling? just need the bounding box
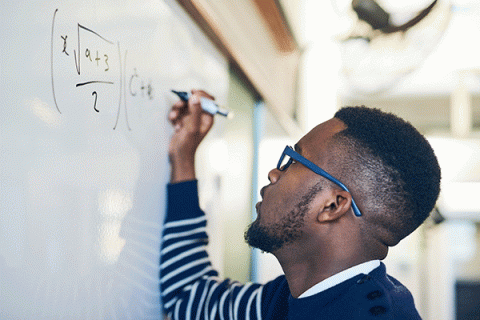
[279,0,480,134]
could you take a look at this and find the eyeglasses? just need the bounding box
[277,145,362,217]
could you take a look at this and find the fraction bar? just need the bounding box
[76,81,114,87]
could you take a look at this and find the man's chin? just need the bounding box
[244,221,282,253]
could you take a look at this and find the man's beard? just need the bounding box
[244,183,323,253]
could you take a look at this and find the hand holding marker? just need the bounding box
[171,90,233,119]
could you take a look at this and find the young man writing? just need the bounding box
[161,90,441,319]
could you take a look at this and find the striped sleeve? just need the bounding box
[160,181,266,320]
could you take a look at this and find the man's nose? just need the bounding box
[268,167,282,184]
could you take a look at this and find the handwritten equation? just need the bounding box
[50,9,154,130]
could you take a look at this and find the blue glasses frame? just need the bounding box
[277,146,362,217]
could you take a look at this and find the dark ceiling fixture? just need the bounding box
[338,0,452,94]
[350,0,438,40]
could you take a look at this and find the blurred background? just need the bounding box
[190,1,480,319]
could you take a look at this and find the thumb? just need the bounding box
[189,93,214,136]
[183,94,203,133]
[199,112,214,135]
[188,94,203,118]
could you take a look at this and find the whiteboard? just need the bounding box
[0,0,228,318]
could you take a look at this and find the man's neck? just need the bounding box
[275,250,372,298]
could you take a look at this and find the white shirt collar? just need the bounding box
[298,260,381,299]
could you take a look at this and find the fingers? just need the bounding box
[168,89,215,134]
[185,94,214,135]
[187,94,202,118]
[199,112,214,135]
[191,89,215,101]
[168,90,215,123]
[168,100,187,124]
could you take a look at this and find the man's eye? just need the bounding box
[286,160,296,169]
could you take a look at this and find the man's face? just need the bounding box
[245,118,347,253]
[245,182,323,253]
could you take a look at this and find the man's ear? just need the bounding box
[314,189,352,223]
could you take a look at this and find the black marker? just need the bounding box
[171,90,233,118]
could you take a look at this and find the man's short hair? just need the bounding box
[333,106,441,246]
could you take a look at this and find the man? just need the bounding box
[161,90,441,319]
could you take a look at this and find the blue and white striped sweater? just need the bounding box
[160,181,287,320]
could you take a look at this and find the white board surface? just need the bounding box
[0,1,228,318]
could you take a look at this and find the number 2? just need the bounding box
[92,91,99,112]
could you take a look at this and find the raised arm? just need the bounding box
[160,90,290,320]
[167,90,214,183]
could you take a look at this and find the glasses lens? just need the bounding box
[278,153,292,171]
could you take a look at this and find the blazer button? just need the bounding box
[367,290,383,300]
[369,306,387,316]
